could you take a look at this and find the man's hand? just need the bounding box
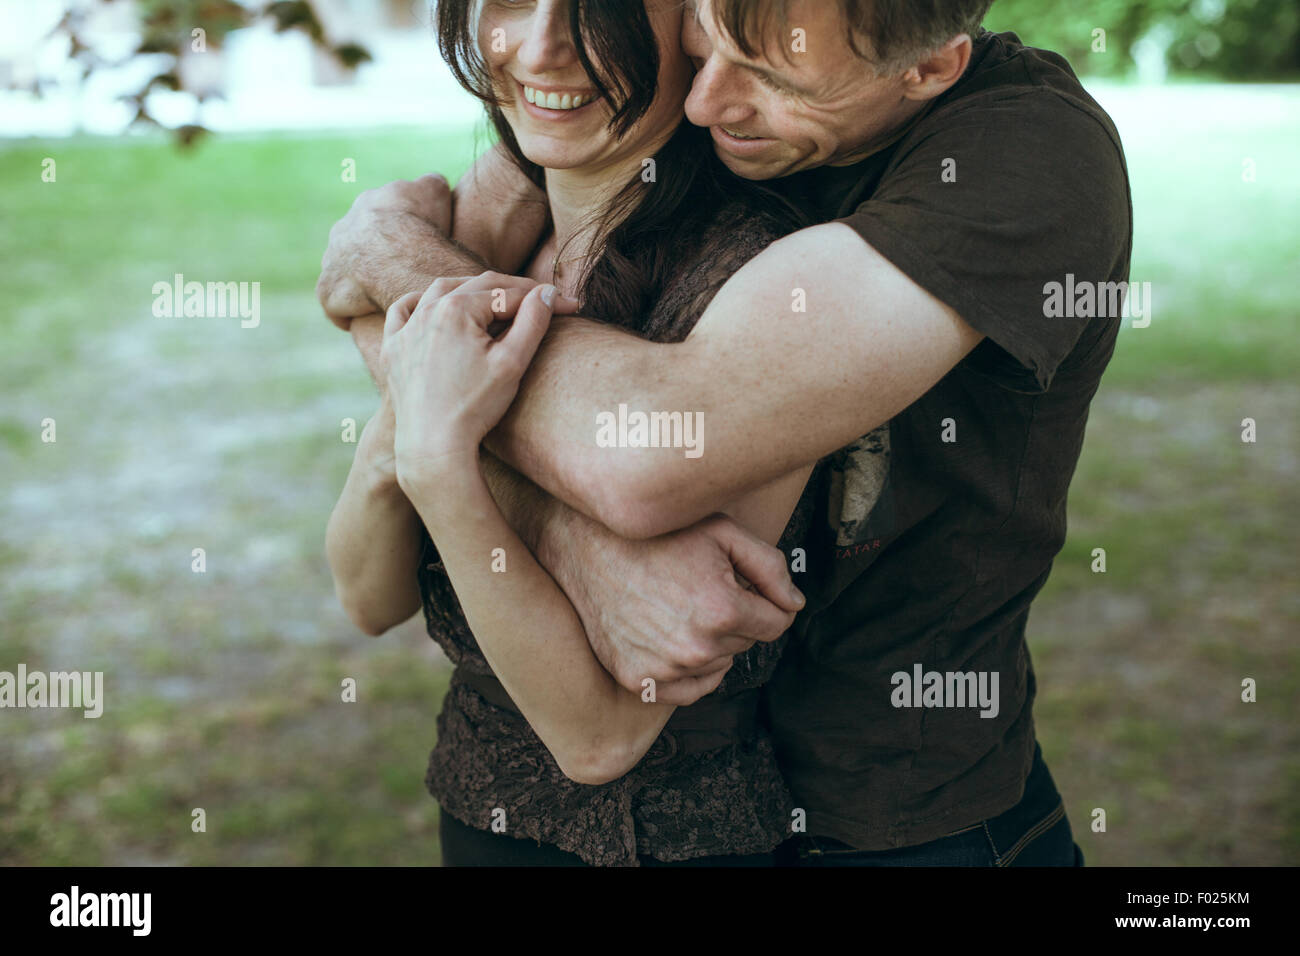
[546,513,805,706]
[317,174,455,330]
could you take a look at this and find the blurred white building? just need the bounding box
[0,0,482,137]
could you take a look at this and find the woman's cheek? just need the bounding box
[477,15,516,71]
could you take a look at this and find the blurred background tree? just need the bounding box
[12,0,1296,150]
[14,0,370,146]
[986,0,1300,79]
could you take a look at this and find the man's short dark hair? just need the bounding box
[712,0,996,73]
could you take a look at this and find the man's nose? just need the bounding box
[516,5,577,76]
[685,59,753,128]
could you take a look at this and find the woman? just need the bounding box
[327,0,819,865]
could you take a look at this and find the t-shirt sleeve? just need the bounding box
[839,88,1132,393]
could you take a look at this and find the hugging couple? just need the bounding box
[323,0,1131,867]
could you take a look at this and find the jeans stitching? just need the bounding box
[801,801,1064,864]
[802,837,862,857]
[800,827,993,860]
[980,821,1003,866]
[996,801,1066,867]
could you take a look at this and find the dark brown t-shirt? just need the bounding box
[762,29,1133,850]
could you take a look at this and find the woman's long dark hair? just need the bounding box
[434,0,808,324]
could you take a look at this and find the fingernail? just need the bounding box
[540,285,556,307]
[790,586,805,608]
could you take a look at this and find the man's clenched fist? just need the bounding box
[317,173,454,330]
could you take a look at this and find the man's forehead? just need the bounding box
[694,0,850,65]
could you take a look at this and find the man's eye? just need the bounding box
[755,72,791,94]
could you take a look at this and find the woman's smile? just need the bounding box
[521,80,597,110]
[514,79,602,120]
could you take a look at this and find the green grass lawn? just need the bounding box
[1,85,1297,865]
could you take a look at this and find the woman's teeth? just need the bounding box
[524,86,589,110]
[723,127,759,140]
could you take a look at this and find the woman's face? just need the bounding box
[477,0,693,174]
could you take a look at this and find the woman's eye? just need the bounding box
[485,0,532,18]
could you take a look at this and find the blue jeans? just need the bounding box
[784,742,1083,867]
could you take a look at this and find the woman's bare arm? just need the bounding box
[405,453,810,786]
[326,399,424,636]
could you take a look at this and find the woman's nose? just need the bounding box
[516,1,578,76]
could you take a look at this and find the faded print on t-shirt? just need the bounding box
[825,422,894,548]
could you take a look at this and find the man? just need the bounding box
[319,0,1131,866]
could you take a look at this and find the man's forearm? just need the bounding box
[350,314,387,391]
[324,145,545,347]
[349,237,487,391]
[480,450,585,585]
[369,223,488,314]
[482,316,679,535]
[484,224,984,540]
[371,227,487,314]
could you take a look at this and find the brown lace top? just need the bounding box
[417,199,821,866]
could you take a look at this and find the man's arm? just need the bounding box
[316,151,806,703]
[327,184,486,387]
[319,144,549,387]
[480,451,804,704]
[485,222,985,539]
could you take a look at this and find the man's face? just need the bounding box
[682,0,918,180]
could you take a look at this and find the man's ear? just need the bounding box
[902,33,973,102]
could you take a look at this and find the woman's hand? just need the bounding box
[380,272,560,490]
